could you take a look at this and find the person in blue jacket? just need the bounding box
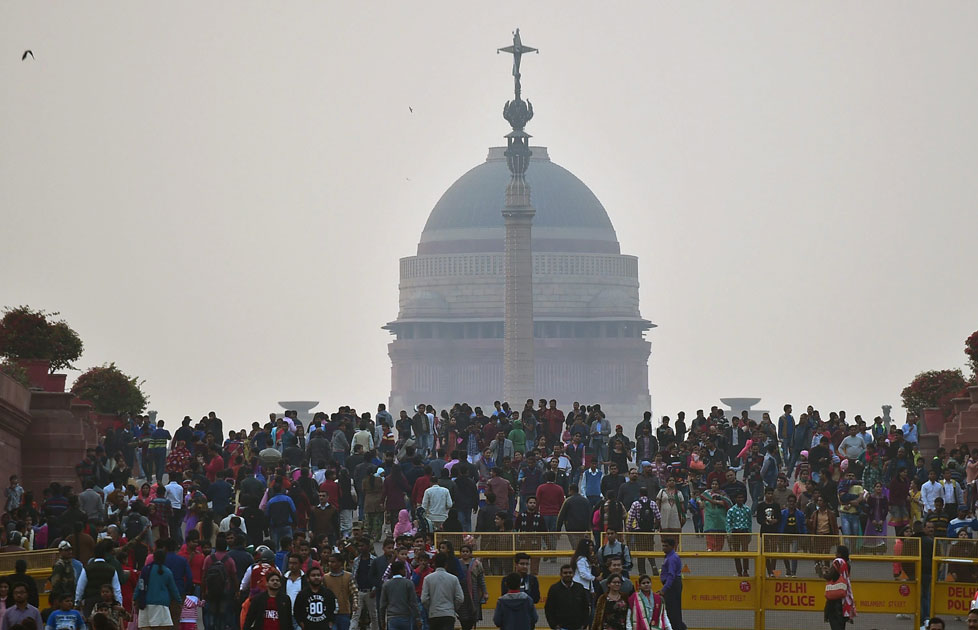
[493,572,537,630]
[134,550,181,630]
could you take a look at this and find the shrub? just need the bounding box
[901,368,968,418]
[966,329,978,380]
[0,306,83,371]
[71,363,148,415]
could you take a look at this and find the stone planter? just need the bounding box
[16,358,51,389]
[46,373,67,392]
[14,359,67,392]
[921,408,946,433]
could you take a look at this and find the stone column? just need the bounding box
[503,173,535,405]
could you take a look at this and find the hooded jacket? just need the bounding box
[492,591,538,630]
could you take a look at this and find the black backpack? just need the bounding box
[125,513,143,541]
[637,498,657,531]
[204,553,230,600]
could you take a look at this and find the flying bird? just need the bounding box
[408,106,413,113]
[22,50,34,61]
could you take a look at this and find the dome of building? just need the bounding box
[387,144,652,429]
[418,147,620,255]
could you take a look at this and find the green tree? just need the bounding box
[71,363,148,415]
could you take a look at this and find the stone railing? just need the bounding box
[400,253,638,280]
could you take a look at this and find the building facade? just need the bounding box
[385,146,653,425]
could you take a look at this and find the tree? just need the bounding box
[965,329,978,380]
[0,306,83,371]
[71,363,148,415]
[901,369,968,418]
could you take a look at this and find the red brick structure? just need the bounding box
[0,365,97,495]
[0,373,33,487]
[939,385,978,448]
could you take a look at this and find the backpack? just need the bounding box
[204,553,230,600]
[125,513,143,541]
[249,562,273,598]
[637,498,657,531]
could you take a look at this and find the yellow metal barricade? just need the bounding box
[609,532,763,630]
[435,532,924,629]
[0,548,59,594]
[434,532,586,611]
[761,534,920,630]
[931,537,978,617]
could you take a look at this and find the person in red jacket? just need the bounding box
[204,446,225,484]
[535,472,566,533]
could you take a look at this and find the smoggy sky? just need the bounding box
[2,3,976,434]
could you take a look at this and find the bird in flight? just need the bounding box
[408,106,413,113]
[22,50,34,61]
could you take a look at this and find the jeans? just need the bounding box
[169,508,185,545]
[340,509,355,537]
[203,601,231,630]
[840,512,861,537]
[416,433,433,457]
[142,451,154,482]
[921,572,932,621]
[543,515,557,532]
[152,450,166,483]
[333,452,347,467]
[749,481,763,510]
[664,579,686,630]
[591,440,608,466]
[387,616,413,630]
[270,524,293,549]
[458,508,472,532]
[354,591,378,630]
[332,614,350,630]
[419,605,430,630]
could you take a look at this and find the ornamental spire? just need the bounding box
[498,29,538,176]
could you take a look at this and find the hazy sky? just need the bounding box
[3,3,976,434]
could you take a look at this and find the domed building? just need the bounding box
[384,146,653,425]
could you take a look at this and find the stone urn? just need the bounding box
[15,358,66,392]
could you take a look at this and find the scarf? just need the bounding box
[832,557,856,618]
[393,509,415,537]
[629,590,665,630]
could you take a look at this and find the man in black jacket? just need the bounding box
[293,565,336,630]
[500,553,540,603]
[368,539,394,628]
[555,484,592,549]
[545,564,589,630]
[243,571,293,630]
[452,467,479,532]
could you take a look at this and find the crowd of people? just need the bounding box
[0,400,975,630]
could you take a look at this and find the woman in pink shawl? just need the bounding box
[628,575,672,629]
[392,508,416,538]
[823,546,855,629]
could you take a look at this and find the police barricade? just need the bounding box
[610,532,763,630]
[433,531,587,614]
[761,534,920,630]
[931,536,978,618]
[0,548,59,596]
